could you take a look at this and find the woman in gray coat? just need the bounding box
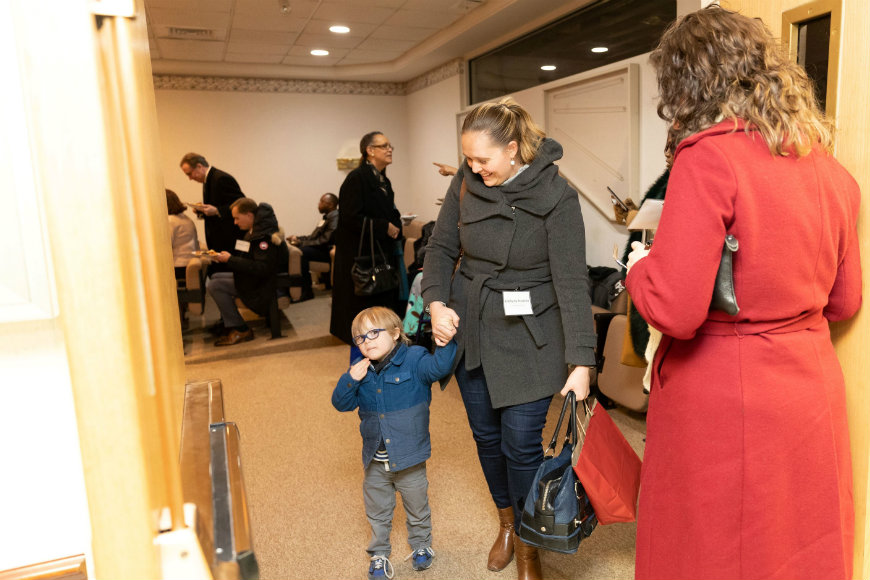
[422,98,597,580]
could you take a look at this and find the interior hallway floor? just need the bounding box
[183,289,646,580]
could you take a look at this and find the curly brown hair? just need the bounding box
[650,5,833,164]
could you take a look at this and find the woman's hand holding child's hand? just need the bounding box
[349,358,370,381]
[429,302,459,347]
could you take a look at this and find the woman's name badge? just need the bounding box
[503,291,533,316]
[235,239,251,252]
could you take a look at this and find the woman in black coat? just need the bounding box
[329,131,403,349]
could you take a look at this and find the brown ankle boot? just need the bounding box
[487,506,515,571]
[514,535,542,580]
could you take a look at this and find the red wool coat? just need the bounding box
[626,120,862,580]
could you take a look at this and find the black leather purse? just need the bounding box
[351,218,400,297]
[710,234,739,315]
[518,392,597,554]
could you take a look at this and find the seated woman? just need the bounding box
[166,188,199,327]
[166,188,199,282]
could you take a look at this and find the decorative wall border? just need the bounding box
[152,58,463,96]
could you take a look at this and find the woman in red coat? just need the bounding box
[626,7,862,579]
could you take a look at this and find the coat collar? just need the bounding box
[370,342,406,373]
[459,138,571,219]
[674,118,751,160]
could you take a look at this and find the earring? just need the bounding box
[510,158,515,166]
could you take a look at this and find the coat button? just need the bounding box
[380,414,385,419]
[385,438,390,444]
[395,377,400,382]
[377,389,381,393]
[346,382,352,387]
[392,462,397,467]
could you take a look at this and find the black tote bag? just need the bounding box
[351,217,400,297]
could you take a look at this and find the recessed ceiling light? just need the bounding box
[540,65,556,71]
[310,49,330,56]
[329,25,350,34]
[591,46,608,53]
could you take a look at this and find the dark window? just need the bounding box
[796,14,830,113]
[468,0,676,104]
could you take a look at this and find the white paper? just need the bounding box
[503,291,533,316]
[627,199,664,231]
[235,239,251,252]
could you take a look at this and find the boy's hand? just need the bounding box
[349,358,370,381]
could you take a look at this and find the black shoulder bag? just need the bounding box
[351,218,400,296]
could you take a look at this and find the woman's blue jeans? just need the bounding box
[454,357,552,527]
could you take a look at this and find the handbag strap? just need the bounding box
[367,219,391,264]
[545,392,578,457]
[357,217,369,257]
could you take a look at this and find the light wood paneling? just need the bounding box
[8,0,190,577]
[0,555,86,580]
[721,1,870,577]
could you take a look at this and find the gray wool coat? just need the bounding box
[421,138,597,408]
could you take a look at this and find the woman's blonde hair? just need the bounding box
[650,5,833,163]
[461,97,546,164]
[352,307,410,346]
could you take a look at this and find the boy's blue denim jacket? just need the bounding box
[332,340,457,472]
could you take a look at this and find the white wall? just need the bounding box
[156,90,410,240]
[404,74,463,223]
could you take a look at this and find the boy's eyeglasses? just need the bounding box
[352,328,387,345]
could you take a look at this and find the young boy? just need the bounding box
[332,306,457,579]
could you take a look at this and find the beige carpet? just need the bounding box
[187,335,645,580]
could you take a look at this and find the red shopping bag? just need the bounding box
[572,398,641,525]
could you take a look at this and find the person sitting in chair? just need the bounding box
[288,192,339,300]
[207,198,289,346]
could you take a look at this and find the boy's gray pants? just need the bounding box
[363,460,432,556]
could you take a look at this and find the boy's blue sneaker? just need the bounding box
[407,546,435,571]
[368,555,394,579]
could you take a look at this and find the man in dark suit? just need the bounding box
[288,192,339,299]
[179,152,245,258]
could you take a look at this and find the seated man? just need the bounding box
[288,192,338,299]
[207,198,290,346]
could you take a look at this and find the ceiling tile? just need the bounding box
[301,19,378,38]
[402,0,468,12]
[294,32,365,50]
[146,0,232,10]
[148,38,161,59]
[312,3,396,25]
[147,7,231,29]
[229,29,295,44]
[356,37,418,53]
[281,55,345,66]
[337,48,403,65]
[286,45,350,59]
[225,41,290,55]
[320,0,404,7]
[370,25,438,42]
[231,13,307,33]
[233,0,320,20]
[225,53,286,64]
[156,39,226,61]
[384,9,463,29]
